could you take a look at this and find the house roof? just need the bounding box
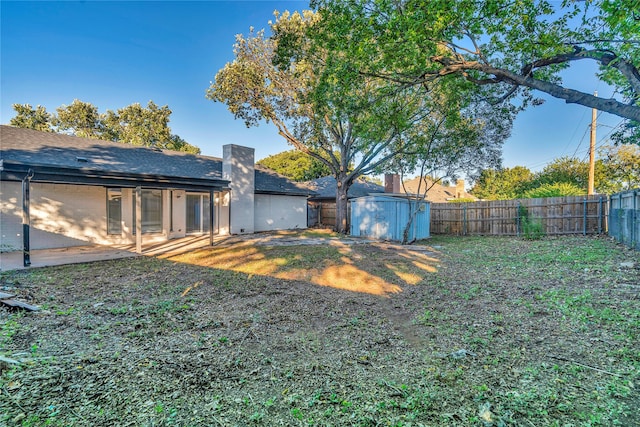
[0,125,310,196]
[304,176,384,200]
[399,177,478,203]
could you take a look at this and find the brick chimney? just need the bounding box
[384,174,400,193]
[455,179,465,199]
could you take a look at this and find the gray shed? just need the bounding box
[350,195,430,241]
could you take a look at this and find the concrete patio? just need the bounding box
[0,235,215,271]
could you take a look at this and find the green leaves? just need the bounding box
[9,100,199,153]
[9,104,54,132]
[257,150,333,181]
[314,0,640,129]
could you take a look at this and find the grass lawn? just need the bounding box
[1,233,639,426]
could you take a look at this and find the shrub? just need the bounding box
[517,205,545,240]
[522,182,585,198]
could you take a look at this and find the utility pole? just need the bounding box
[588,91,597,195]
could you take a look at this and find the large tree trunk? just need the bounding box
[335,177,350,234]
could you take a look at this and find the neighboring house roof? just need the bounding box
[0,125,310,196]
[304,176,384,200]
[399,177,478,203]
[253,165,311,196]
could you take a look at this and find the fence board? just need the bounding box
[609,190,639,250]
[431,195,608,236]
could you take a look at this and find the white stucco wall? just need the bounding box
[169,189,186,239]
[0,181,23,251]
[0,182,125,250]
[223,144,255,234]
[218,191,230,235]
[254,194,307,232]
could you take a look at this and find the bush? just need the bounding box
[522,182,585,198]
[517,205,545,240]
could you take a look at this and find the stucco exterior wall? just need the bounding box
[218,191,230,235]
[1,181,23,251]
[0,182,129,250]
[254,194,307,232]
[223,144,255,234]
[169,190,187,238]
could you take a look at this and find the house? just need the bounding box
[0,125,310,263]
[304,176,384,227]
[385,174,478,203]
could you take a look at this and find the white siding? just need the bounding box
[254,194,307,232]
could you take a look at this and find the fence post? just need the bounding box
[463,204,467,236]
[583,198,587,236]
[516,202,521,237]
[634,190,638,249]
[598,196,603,234]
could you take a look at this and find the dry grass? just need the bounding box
[1,233,639,426]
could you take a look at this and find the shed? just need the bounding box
[350,195,430,241]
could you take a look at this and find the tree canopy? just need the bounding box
[470,166,535,200]
[208,10,511,233]
[310,0,640,143]
[470,146,638,199]
[258,150,333,181]
[9,100,200,154]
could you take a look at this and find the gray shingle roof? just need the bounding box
[304,176,384,200]
[0,125,310,196]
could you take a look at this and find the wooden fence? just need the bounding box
[609,189,639,250]
[307,201,351,228]
[430,195,608,236]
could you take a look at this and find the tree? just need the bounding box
[56,99,103,139]
[258,150,332,181]
[600,144,640,191]
[383,93,509,242]
[470,166,534,200]
[9,104,54,132]
[530,156,609,193]
[209,10,510,233]
[208,11,447,232]
[9,101,200,154]
[103,101,170,148]
[311,0,640,141]
[522,182,585,198]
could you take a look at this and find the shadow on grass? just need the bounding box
[162,238,441,297]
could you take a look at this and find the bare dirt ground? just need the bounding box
[1,233,639,426]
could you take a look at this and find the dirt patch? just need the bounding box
[1,234,639,426]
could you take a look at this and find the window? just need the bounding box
[107,189,122,235]
[133,189,163,234]
[186,193,210,234]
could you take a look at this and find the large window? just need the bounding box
[133,189,163,234]
[107,189,122,235]
[186,193,210,234]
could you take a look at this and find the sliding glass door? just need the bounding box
[186,193,210,234]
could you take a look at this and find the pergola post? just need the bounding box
[136,186,142,254]
[22,169,34,267]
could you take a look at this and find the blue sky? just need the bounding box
[1,1,623,177]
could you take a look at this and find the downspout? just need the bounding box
[22,169,34,267]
